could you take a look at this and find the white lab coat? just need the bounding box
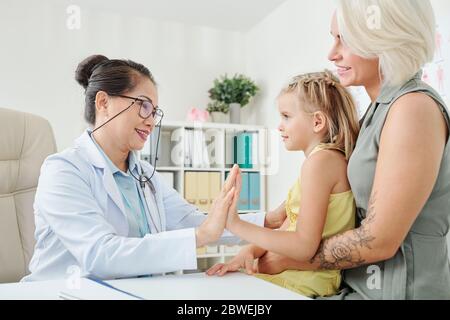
[22,131,265,281]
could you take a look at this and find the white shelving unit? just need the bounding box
[141,120,268,272]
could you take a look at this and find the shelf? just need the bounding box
[156,166,262,174]
[197,252,238,258]
[161,120,266,131]
[157,166,183,171]
[157,167,262,173]
[238,210,262,214]
[194,212,261,215]
[225,167,261,173]
[196,244,242,259]
[183,167,223,172]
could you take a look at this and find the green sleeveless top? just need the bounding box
[344,71,450,300]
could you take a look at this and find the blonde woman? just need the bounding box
[208,71,361,298]
[210,0,450,300]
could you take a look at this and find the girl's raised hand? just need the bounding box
[225,166,242,230]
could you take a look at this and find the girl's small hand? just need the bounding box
[225,167,242,230]
[206,246,257,276]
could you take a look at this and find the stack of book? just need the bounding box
[184,129,211,168]
[184,172,221,213]
[236,131,258,169]
[226,171,260,211]
[143,127,178,167]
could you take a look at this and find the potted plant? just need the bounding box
[208,74,259,124]
[206,100,229,123]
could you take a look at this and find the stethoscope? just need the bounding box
[128,121,164,234]
[91,102,165,234]
[132,166,163,234]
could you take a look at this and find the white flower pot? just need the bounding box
[210,112,229,123]
[230,103,241,124]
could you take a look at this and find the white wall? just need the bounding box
[0,0,245,151]
[432,0,450,28]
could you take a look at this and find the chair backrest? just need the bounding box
[0,108,56,283]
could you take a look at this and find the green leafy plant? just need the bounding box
[208,74,259,107]
[206,100,229,113]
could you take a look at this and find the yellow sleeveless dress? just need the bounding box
[255,145,356,297]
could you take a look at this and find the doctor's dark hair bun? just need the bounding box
[75,54,109,89]
[75,54,156,125]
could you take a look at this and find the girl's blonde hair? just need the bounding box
[336,0,435,86]
[281,70,360,160]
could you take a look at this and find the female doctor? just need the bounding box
[22,55,283,281]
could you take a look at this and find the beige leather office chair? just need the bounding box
[0,108,56,283]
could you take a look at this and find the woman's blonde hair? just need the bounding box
[281,70,360,160]
[336,0,435,86]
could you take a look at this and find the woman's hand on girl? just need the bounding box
[257,251,289,275]
[264,201,287,229]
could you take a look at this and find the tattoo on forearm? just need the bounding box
[310,192,377,270]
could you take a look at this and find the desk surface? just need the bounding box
[0,272,310,300]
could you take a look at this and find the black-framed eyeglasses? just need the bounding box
[109,94,164,125]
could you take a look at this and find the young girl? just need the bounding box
[207,70,360,298]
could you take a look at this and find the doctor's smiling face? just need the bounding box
[76,54,160,170]
[95,76,159,152]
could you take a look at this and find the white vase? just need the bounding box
[229,103,241,124]
[210,112,229,123]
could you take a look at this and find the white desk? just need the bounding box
[0,272,310,300]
